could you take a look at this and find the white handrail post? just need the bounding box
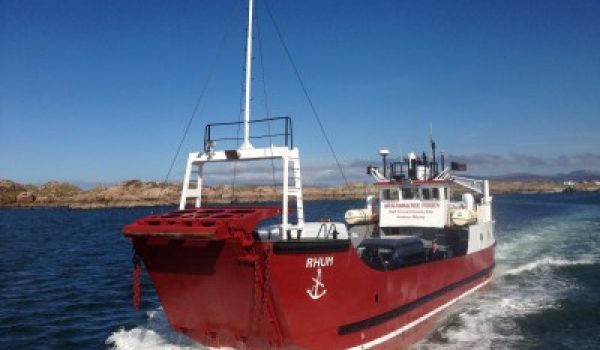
[180,154,194,210]
[195,164,204,208]
[282,154,289,239]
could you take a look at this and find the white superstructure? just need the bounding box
[353,147,495,255]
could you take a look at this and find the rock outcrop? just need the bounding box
[16,192,36,203]
[0,180,30,205]
[0,178,597,208]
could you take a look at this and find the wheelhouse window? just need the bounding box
[382,189,399,200]
[421,188,441,200]
[421,188,431,200]
[401,188,419,200]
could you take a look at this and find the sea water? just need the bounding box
[1,193,599,349]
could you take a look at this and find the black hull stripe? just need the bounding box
[338,263,495,335]
[273,240,350,254]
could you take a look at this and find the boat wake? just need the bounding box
[502,255,597,276]
[413,211,600,350]
[106,309,229,350]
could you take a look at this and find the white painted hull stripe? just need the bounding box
[346,274,493,350]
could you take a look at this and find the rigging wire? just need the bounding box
[157,1,241,203]
[231,64,246,200]
[256,12,278,188]
[262,0,349,185]
[232,4,251,199]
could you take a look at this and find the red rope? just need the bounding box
[132,249,142,310]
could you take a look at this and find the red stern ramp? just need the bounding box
[123,206,282,240]
[123,206,286,348]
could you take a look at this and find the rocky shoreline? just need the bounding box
[1,179,597,209]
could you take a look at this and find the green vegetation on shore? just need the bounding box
[0,179,597,209]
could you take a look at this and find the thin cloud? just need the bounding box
[449,153,505,165]
[174,152,600,185]
[448,152,600,175]
[556,153,600,167]
[506,153,547,166]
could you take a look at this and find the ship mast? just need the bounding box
[240,0,254,150]
[179,0,304,235]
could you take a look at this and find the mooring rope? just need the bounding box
[131,246,142,310]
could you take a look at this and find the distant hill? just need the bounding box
[487,170,600,182]
[0,179,376,208]
[1,174,599,208]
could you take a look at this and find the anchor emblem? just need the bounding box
[306,268,327,300]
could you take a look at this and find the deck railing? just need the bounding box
[203,116,293,152]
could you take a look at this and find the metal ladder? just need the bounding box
[282,155,304,239]
[179,157,203,210]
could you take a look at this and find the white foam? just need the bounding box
[502,256,596,276]
[413,208,600,349]
[106,309,233,350]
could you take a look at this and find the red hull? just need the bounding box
[124,207,494,349]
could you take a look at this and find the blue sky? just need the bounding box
[1,0,599,185]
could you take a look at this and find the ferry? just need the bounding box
[122,1,495,348]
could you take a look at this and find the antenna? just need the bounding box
[430,122,436,176]
[240,0,254,150]
[429,122,434,155]
[379,149,390,178]
[429,120,433,140]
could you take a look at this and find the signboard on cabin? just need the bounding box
[379,200,446,228]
